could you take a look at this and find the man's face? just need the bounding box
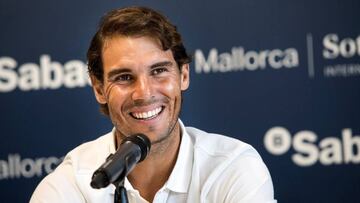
[92,36,189,145]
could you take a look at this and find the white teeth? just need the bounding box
[132,107,162,119]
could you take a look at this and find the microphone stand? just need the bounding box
[114,179,128,203]
[114,155,130,203]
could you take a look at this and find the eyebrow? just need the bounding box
[106,61,175,79]
[150,61,174,69]
[107,68,132,79]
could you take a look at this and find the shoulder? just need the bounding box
[185,126,266,180]
[185,126,257,158]
[184,127,275,202]
[65,131,114,172]
[30,131,115,202]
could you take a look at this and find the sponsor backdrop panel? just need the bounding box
[1,0,359,202]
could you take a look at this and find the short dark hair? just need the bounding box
[87,6,191,115]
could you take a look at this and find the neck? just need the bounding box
[116,123,182,202]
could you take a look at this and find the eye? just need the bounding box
[151,67,168,75]
[114,74,133,82]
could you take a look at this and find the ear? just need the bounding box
[180,63,190,91]
[90,75,107,104]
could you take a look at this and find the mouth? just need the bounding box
[129,106,164,120]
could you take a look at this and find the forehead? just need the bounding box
[101,36,175,71]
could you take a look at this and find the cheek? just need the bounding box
[159,79,181,99]
[104,82,117,100]
[105,84,127,113]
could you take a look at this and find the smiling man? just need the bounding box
[30,6,276,203]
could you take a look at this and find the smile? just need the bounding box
[130,106,164,120]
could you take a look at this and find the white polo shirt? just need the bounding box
[30,120,276,203]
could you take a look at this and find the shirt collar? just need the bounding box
[107,128,117,194]
[109,128,117,154]
[163,119,193,193]
[107,129,136,194]
[107,119,193,194]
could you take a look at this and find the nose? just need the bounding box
[131,76,152,101]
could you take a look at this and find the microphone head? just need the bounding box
[122,134,151,162]
[90,171,109,189]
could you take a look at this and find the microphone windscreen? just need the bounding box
[123,134,151,162]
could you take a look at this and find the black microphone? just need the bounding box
[90,133,151,189]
